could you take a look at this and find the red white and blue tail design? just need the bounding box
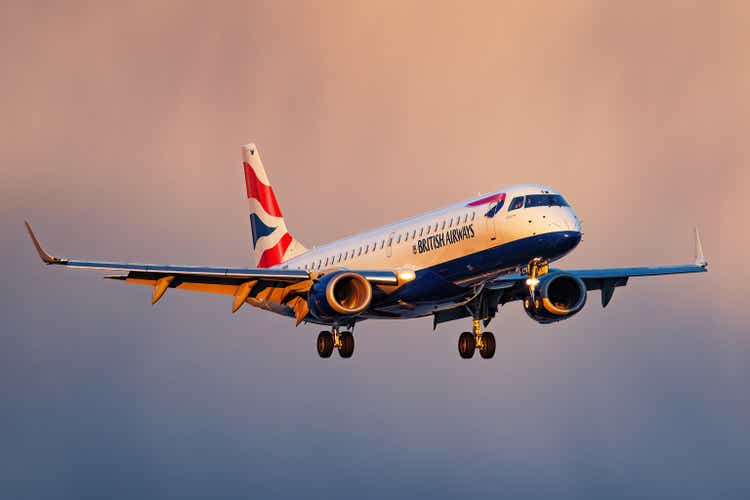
[242,144,307,268]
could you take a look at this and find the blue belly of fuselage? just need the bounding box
[367,230,582,318]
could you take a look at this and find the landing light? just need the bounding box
[526,278,540,287]
[397,269,416,283]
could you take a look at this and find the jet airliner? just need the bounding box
[26,143,708,359]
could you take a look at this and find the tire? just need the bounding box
[479,332,496,359]
[338,332,355,358]
[317,331,334,358]
[458,332,475,359]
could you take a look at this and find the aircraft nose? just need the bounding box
[563,208,581,232]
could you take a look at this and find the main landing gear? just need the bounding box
[458,319,496,359]
[317,326,355,359]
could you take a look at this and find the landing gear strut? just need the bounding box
[458,319,495,360]
[317,326,355,359]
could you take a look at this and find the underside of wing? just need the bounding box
[25,221,398,323]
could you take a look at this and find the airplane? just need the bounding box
[25,143,708,359]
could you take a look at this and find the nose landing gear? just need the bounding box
[316,326,355,359]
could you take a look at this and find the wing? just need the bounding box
[25,221,397,321]
[489,229,708,308]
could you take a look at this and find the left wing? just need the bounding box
[25,221,397,320]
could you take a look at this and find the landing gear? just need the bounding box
[478,331,496,359]
[317,331,334,358]
[458,332,475,358]
[317,326,355,359]
[338,332,355,358]
[457,318,496,359]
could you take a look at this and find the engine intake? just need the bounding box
[308,271,373,320]
[524,272,587,324]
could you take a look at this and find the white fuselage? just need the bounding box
[279,184,582,286]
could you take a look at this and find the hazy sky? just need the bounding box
[1,2,748,499]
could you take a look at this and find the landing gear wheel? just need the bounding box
[479,332,496,359]
[338,332,355,358]
[317,331,334,358]
[458,332,475,359]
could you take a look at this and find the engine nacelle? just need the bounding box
[308,271,373,321]
[523,272,587,324]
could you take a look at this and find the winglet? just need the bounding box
[24,221,67,265]
[694,227,708,268]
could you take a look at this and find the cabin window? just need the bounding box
[463,213,468,223]
[325,257,329,266]
[411,229,416,239]
[380,240,385,249]
[419,227,424,237]
[441,220,446,230]
[434,222,439,232]
[509,196,525,211]
[396,234,402,244]
[449,217,455,228]
[358,247,362,256]
[387,236,393,247]
[471,212,476,221]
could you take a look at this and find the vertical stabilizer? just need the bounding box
[242,144,307,268]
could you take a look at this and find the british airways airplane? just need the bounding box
[26,143,708,359]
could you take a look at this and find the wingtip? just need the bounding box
[24,220,66,265]
[694,227,708,269]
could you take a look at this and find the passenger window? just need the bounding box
[412,229,416,239]
[463,213,468,223]
[448,218,454,228]
[471,212,476,221]
[441,220,446,230]
[434,222,439,232]
[509,196,525,211]
[325,257,329,266]
[396,234,401,244]
[380,240,385,249]
[358,247,362,256]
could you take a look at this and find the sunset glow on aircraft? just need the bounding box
[26,143,708,359]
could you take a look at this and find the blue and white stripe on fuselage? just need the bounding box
[278,184,582,317]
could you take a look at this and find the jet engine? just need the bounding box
[308,271,373,321]
[523,272,587,324]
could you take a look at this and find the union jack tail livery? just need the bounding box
[242,143,307,268]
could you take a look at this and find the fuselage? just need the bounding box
[278,184,582,318]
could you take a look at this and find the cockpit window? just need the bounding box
[524,194,568,208]
[508,196,525,211]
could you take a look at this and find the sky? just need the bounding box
[1,1,749,499]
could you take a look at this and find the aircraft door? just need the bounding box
[485,202,499,241]
[386,231,395,258]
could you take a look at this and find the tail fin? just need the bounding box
[242,143,307,268]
